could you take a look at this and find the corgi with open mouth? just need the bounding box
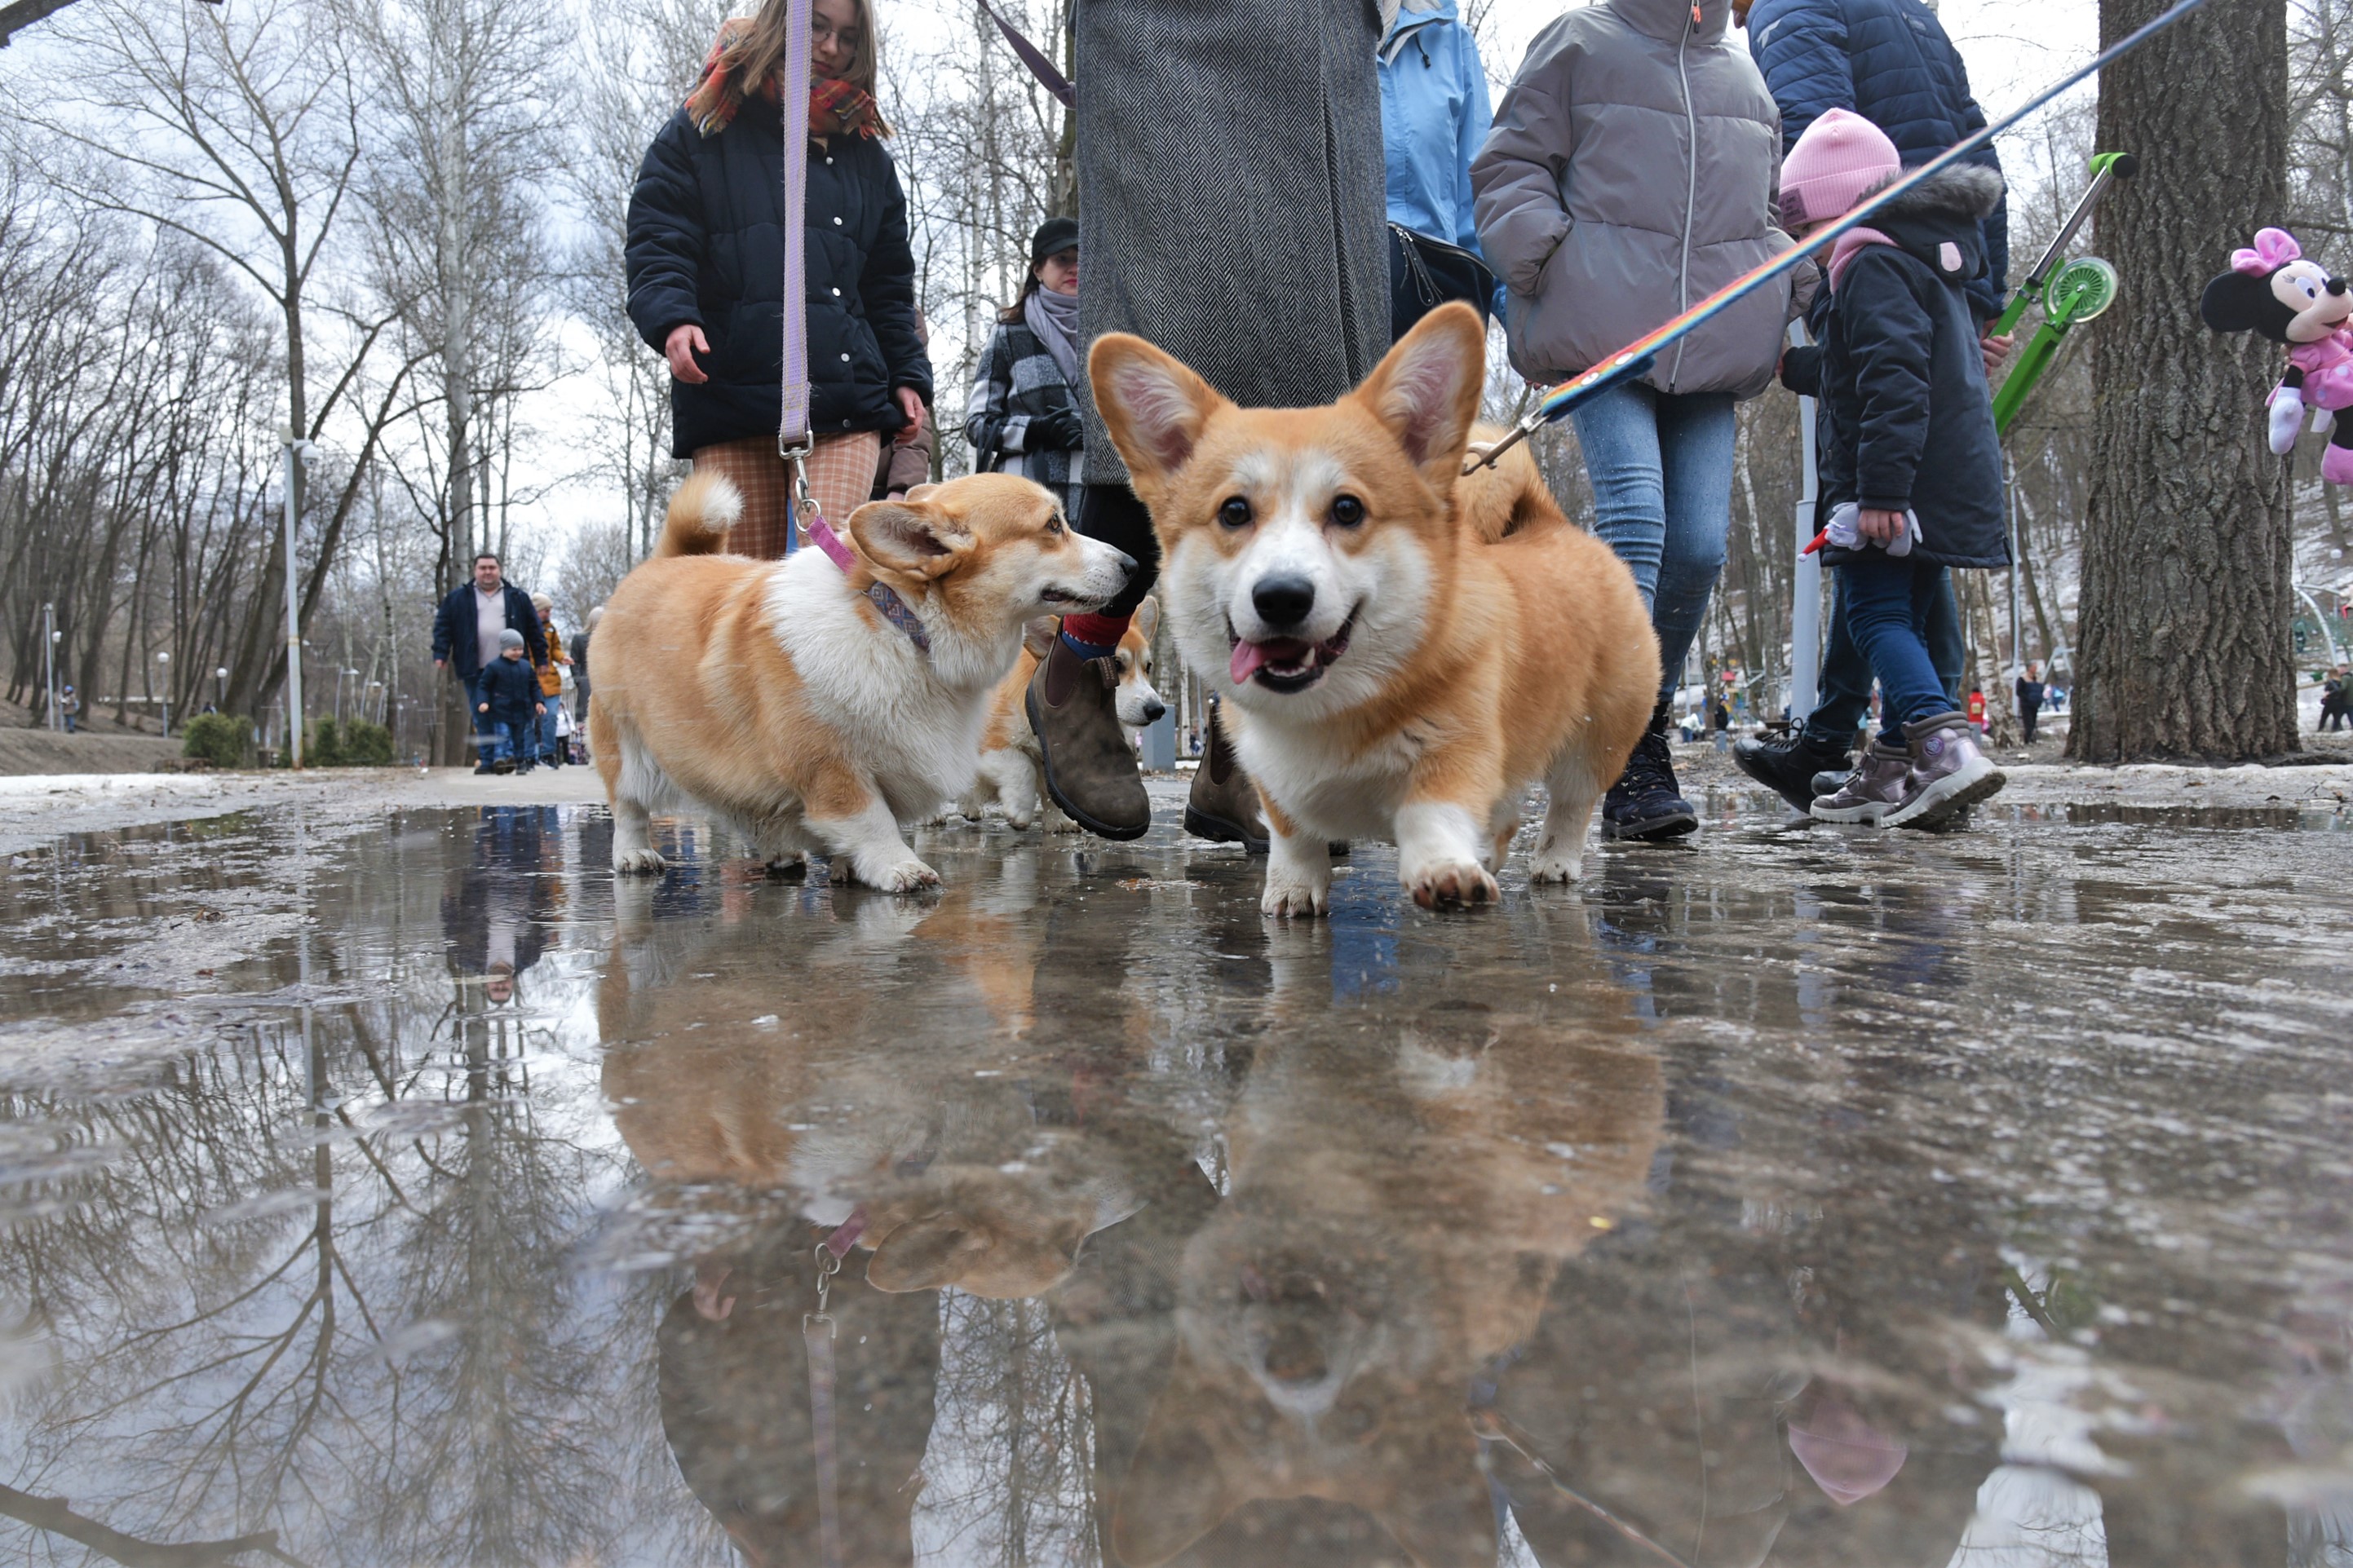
[1090,303,1658,914]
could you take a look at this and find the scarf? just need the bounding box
[1024,283,1082,388]
[684,19,891,139]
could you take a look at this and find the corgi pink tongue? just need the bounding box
[1231,638,1313,684]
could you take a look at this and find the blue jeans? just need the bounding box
[481,718,532,767]
[1803,571,1964,748]
[535,704,560,764]
[1838,555,1950,745]
[1570,382,1737,704]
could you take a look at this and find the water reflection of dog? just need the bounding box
[600,875,1158,1303]
[1112,930,1664,1568]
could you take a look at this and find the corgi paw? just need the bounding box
[1405,857,1498,911]
[614,848,667,876]
[1261,868,1331,919]
[854,856,940,894]
[1528,844,1586,884]
[1044,807,1081,833]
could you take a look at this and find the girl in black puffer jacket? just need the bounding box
[626,0,932,558]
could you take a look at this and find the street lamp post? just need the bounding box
[42,603,60,732]
[283,435,316,766]
[154,650,171,737]
[215,665,228,710]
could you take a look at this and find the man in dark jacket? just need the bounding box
[1733,0,2006,811]
[432,553,546,772]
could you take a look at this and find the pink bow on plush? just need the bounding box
[2236,227,2303,276]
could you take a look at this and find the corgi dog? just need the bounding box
[588,470,1131,889]
[951,597,1169,831]
[1090,302,1658,916]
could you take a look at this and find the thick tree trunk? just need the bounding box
[2074,0,2297,761]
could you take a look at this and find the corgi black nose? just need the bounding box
[1112,549,1139,576]
[1141,699,1167,724]
[1252,575,1316,629]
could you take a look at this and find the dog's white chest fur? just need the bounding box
[767,553,1004,817]
[1237,722,1426,841]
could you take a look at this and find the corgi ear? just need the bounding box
[848,500,972,581]
[865,1212,989,1292]
[1354,302,1486,490]
[904,482,940,501]
[1129,594,1159,646]
[1090,334,1227,491]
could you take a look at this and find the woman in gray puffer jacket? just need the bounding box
[1473,0,1791,842]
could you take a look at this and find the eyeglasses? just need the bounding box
[811,17,860,52]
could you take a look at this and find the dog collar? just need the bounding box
[804,513,931,656]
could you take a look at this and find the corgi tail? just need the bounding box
[656,472,745,559]
[1460,438,1569,545]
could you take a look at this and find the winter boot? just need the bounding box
[1184,697,1267,852]
[1732,728,1854,814]
[1884,711,2006,829]
[1602,703,1699,841]
[1026,634,1151,841]
[1809,740,1912,825]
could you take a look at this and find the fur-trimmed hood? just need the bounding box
[1869,163,2006,226]
[1831,166,2005,295]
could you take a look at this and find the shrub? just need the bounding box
[340,719,395,766]
[307,718,345,768]
[181,713,250,769]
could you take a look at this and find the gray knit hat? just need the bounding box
[499,628,525,650]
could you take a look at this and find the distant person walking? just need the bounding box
[1378,0,1500,337]
[475,630,546,775]
[431,553,546,774]
[627,0,932,559]
[2322,666,2350,732]
[573,605,601,722]
[2015,662,2047,744]
[1732,0,2011,811]
[59,685,79,733]
[966,217,1086,520]
[1474,0,1793,842]
[530,593,569,769]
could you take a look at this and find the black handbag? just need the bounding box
[1388,223,1498,337]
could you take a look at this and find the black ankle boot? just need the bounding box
[1602,702,1698,841]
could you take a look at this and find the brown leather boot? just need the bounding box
[1025,634,1151,841]
[1184,697,1268,853]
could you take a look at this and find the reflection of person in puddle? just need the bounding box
[1107,930,1665,1568]
[442,806,563,1004]
[657,1228,940,1567]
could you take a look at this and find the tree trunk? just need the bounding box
[2074,0,2296,761]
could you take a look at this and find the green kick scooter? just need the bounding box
[1988,151,2138,435]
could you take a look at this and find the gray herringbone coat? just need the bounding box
[1076,0,1391,485]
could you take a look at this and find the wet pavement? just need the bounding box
[3,788,2352,1567]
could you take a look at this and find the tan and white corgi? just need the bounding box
[1090,302,1659,915]
[588,470,1130,889]
[951,597,1168,831]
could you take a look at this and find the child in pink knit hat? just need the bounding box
[1775,108,2012,831]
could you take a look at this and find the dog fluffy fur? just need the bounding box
[1091,303,1659,915]
[587,470,1129,889]
[946,597,1167,831]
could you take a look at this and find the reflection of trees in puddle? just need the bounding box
[0,806,690,1567]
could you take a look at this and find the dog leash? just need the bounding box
[803,1208,867,1568]
[975,0,1073,108]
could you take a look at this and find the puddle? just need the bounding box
[1,800,2351,1566]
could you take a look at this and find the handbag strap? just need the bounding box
[778,0,813,457]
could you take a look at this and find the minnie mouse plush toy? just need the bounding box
[2200,227,2353,483]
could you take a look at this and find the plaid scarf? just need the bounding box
[684,19,890,139]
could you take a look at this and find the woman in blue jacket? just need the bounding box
[1379,0,1502,336]
[626,0,932,559]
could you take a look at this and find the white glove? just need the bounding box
[1824,501,1926,558]
[2270,385,2306,456]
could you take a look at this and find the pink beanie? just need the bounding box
[1780,108,1901,231]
